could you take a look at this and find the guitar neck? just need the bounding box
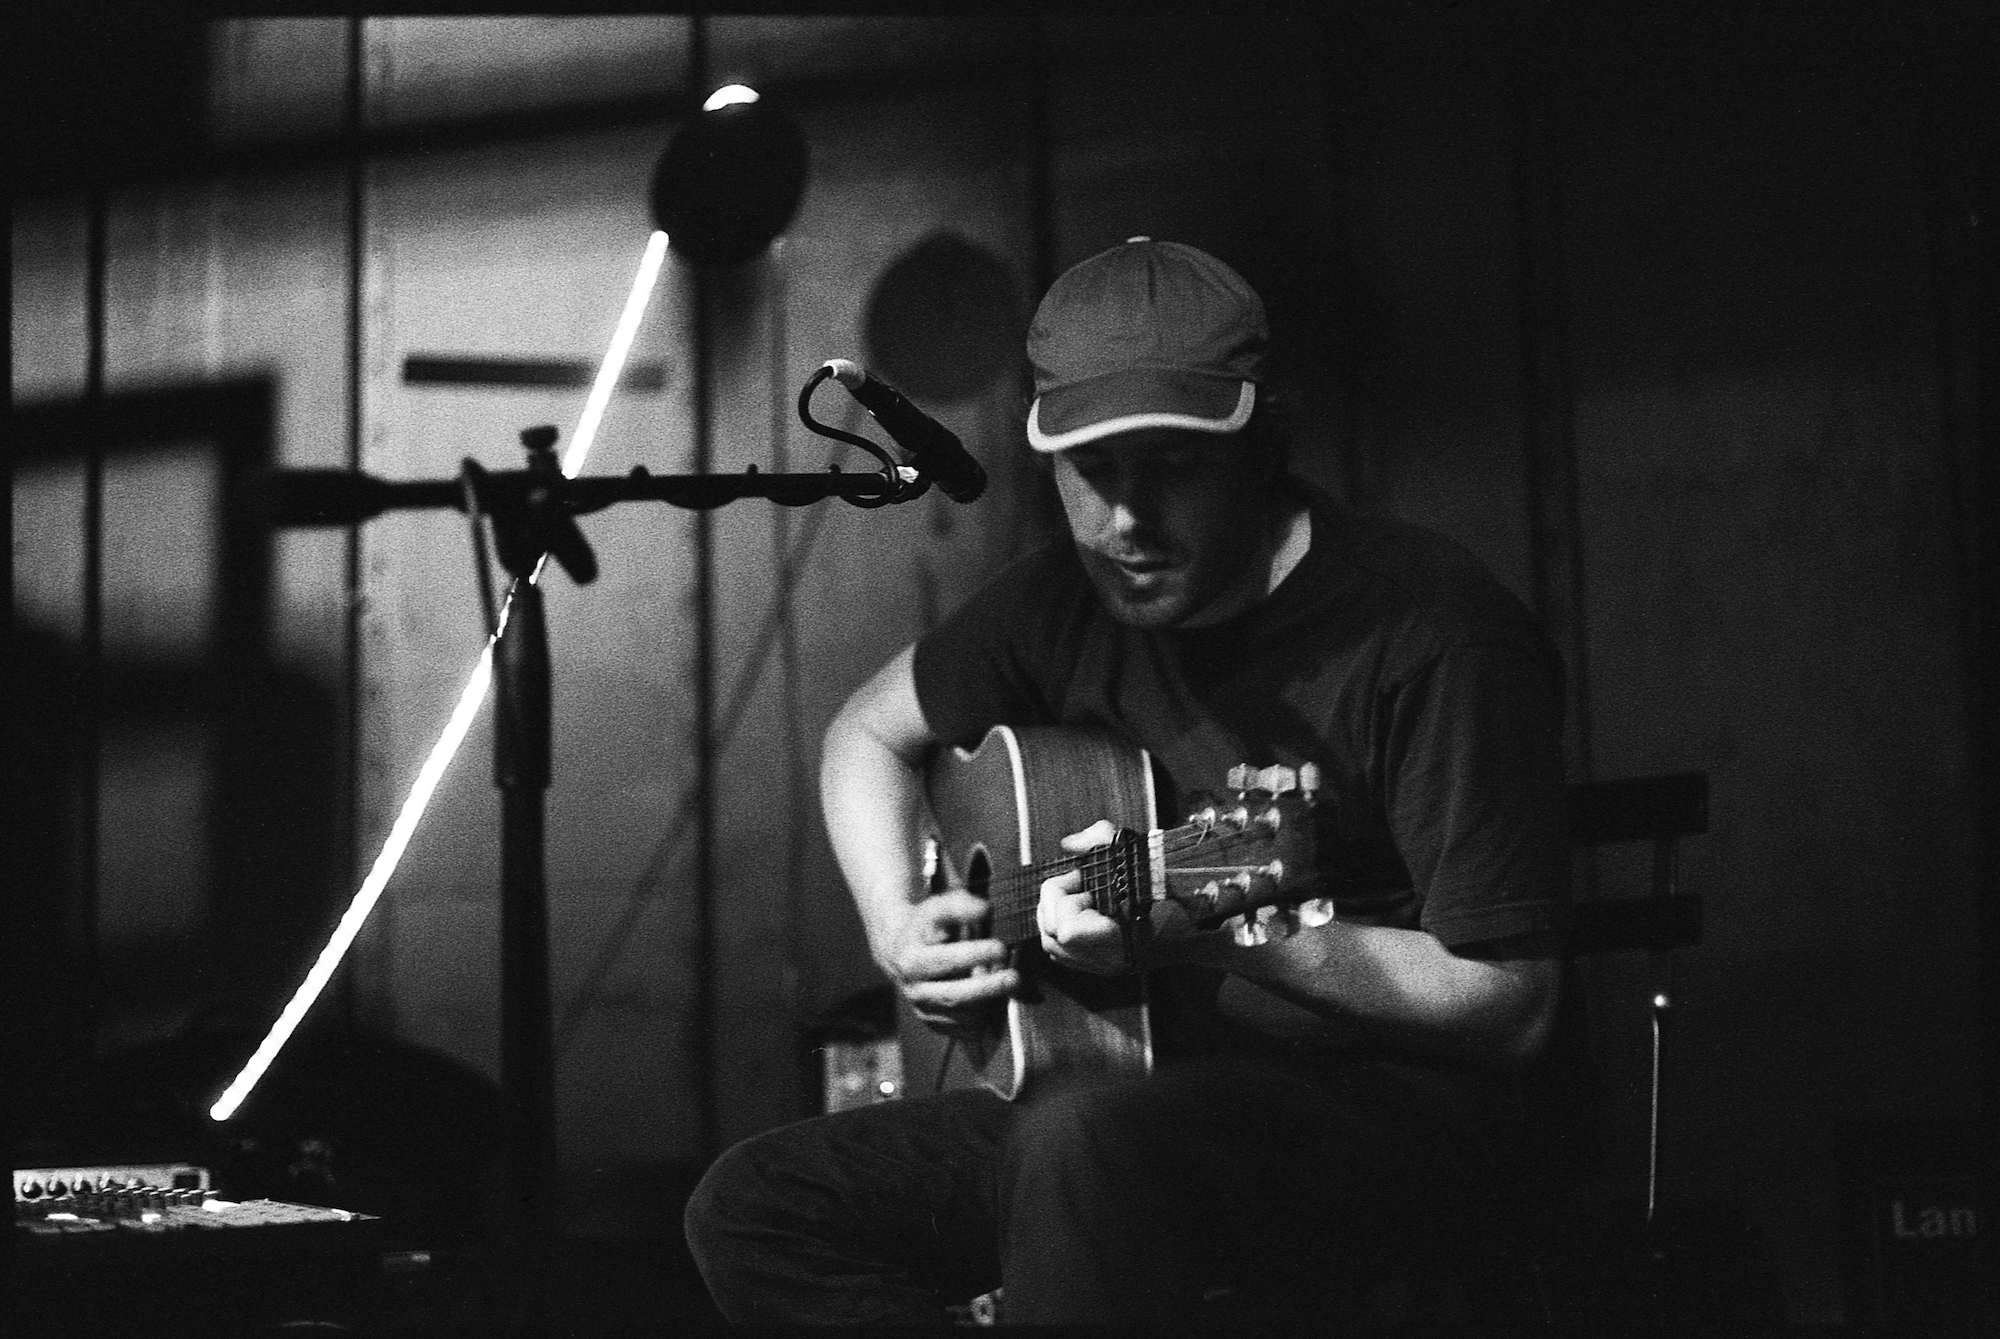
[979,834,1156,946]
[922,727,1325,951]
[979,813,1312,946]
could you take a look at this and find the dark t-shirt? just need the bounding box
[912,485,1570,1059]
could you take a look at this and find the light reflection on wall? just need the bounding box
[11,457,88,639]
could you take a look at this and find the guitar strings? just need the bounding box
[974,821,1268,930]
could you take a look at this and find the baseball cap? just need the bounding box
[1026,237,1267,452]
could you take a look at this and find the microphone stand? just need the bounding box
[261,418,938,1334]
[484,437,561,1333]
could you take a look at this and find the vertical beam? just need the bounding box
[1981,104,1999,1177]
[340,12,367,1026]
[1508,16,1595,788]
[206,379,283,1009]
[1317,6,1371,507]
[1023,14,1056,299]
[1016,14,1072,551]
[1908,13,1990,1138]
[1954,40,2000,1154]
[688,10,719,1162]
[77,192,108,1057]
[770,240,811,1118]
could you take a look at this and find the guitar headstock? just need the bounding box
[1079,761,1336,946]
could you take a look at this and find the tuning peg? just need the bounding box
[1196,871,1255,919]
[1229,905,1298,947]
[1297,897,1336,927]
[1226,764,1256,793]
[1199,803,1249,833]
[1298,763,1321,802]
[1259,765,1298,795]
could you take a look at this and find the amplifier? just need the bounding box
[823,1037,905,1112]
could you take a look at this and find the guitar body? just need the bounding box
[903,726,1159,1101]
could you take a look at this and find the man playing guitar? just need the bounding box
[685,238,1572,1326]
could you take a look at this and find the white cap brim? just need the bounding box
[1028,380,1256,452]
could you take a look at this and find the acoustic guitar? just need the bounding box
[901,724,1331,1101]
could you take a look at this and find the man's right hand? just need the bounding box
[883,890,1019,1036]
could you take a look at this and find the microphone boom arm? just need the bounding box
[259,461,919,529]
[260,361,980,531]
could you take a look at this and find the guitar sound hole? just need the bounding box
[965,848,992,903]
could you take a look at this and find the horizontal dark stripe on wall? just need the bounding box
[402,355,670,391]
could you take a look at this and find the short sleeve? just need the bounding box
[1379,640,1570,950]
[911,542,1081,747]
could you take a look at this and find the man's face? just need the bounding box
[1051,429,1275,630]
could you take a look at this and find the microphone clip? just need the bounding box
[461,426,601,585]
[796,364,928,508]
[799,359,987,506]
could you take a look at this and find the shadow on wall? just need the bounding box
[864,231,1028,405]
[10,380,349,1079]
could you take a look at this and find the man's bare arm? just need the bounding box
[1185,921,1559,1067]
[1038,826,1557,1068]
[821,644,1018,1031]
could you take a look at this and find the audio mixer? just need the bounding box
[14,1162,394,1335]
[16,1161,372,1236]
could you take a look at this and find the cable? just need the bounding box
[460,462,500,641]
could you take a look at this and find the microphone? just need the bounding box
[823,360,987,503]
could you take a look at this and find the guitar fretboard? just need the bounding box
[983,833,1150,944]
[980,819,1281,945]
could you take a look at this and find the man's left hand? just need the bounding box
[1039,820,1251,975]
[1037,820,1138,974]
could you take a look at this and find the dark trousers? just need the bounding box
[684,1050,1527,1327]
